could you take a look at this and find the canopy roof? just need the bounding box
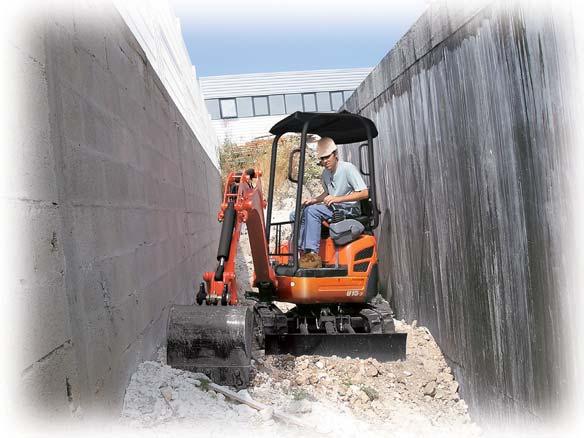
[269,111,378,144]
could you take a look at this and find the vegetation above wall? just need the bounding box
[218,135,322,195]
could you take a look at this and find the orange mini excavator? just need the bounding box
[167,111,406,387]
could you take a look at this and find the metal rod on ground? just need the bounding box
[208,382,318,431]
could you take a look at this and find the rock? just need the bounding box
[295,375,308,386]
[365,364,379,377]
[423,381,437,397]
[235,404,256,417]
[236,389,254,402]
[438,372,454,382]
[259,407,274,421]
[412,320,418,329]
[315,361,325,369]
[457,400,468,412]
[403,371,412,377]
[160,386,173,402]
[359,390,371,403]
[352,374,363,384]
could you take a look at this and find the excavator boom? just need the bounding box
[167,170,271,388]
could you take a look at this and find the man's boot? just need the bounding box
[299,252,322,269]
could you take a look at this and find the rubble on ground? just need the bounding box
[120,319,480,437]
[249,319,478,436]
[119,203,481,436]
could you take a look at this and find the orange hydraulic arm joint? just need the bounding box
[200,169,277,305]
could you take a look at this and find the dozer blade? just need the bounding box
[264,332,407,361]
[167,305,253,388]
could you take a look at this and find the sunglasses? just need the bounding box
[319,153,334,162]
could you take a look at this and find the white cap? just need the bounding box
[316,137,337,157]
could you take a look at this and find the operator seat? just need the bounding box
[321,197,374,239]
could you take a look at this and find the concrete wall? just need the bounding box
[3,1,221,419]
[343,0,580,425]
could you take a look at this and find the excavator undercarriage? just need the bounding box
[257,301,406,361]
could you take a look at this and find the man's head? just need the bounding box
[317,137,338,171]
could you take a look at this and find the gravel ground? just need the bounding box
[119,198,481,437]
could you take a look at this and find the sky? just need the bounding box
[169,0,429,77]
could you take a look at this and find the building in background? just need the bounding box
[199,68,372,144]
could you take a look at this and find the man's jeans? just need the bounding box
[289,204,333,253]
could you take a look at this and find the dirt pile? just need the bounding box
[249,320,478,436]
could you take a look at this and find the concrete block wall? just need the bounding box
[4,1,221,419]
[343,0,579,425]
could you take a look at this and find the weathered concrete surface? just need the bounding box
[344,0,580,426]
[3,2,221,419]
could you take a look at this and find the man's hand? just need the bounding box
[323,195,339,207]
[302,198,317,206]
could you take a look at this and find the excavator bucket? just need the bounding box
[264,332,407,361]
[167,305,253,388]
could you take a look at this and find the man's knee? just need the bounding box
[306,205,330,219]
[305,205,320,218]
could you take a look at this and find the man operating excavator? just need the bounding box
[167,111,407,388]
[294,136,369,268]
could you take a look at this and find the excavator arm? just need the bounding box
[201,169,277,305]
[167,169,274,388]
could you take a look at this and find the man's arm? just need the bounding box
[323,188,368,207]
[303,192,327,206]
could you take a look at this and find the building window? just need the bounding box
[285,94,303,113]
[253,96,269,116]
[205,99,221,120]
[316,92,331,112]
[236,97,253,117]
[207,89,357,119]
[220,98,237,118]
[302,93,317,112]
[269,95,286,115]
[330,91,344,111]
